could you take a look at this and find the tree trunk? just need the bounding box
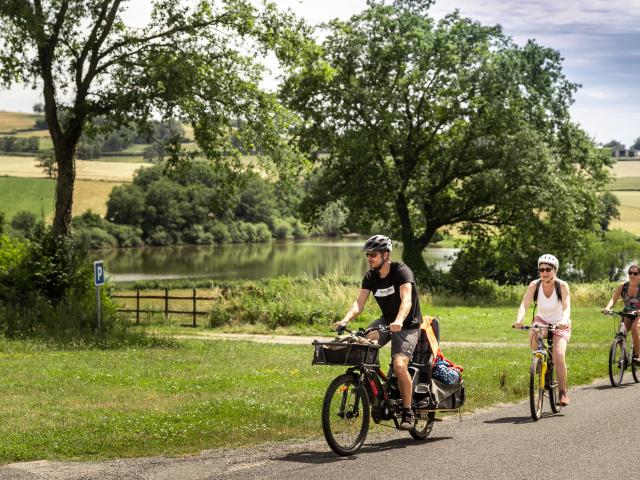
[395,193,434,286]
[52,143,75,237]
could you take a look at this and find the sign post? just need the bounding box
[93,260,105,329]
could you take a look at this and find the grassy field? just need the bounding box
[609,177,640,190]
[0,334,609,463]
[612,160,640,178]
[0,177,56,220]
[0,111,43,132]
[0,177,124,220]
[609,191,640,235]
[0,156,150,181]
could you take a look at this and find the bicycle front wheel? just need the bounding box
[321,373,370,456]
[529,357,544,421]
[548,365,561,414]
[609,338,625,387]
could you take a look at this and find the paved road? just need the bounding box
[2,377,640,480]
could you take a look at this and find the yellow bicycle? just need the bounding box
[517,325,561,421]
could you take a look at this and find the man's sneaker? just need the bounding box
[399,409,415,430]
[633,356,640,366]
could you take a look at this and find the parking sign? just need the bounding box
[94,260,105,286]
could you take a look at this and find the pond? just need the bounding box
[96,240,458,282]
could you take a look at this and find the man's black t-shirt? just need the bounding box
[361,262,422,329]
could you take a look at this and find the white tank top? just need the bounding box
[536,284,565,324]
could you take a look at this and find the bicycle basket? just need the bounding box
[312,340,381,366]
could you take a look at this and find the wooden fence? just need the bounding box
[109,288,216,327]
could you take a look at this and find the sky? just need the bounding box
[2,0,640,146]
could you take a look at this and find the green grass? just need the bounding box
[609,177,640,190]
[0,176,55,220]
[0,336,609,463]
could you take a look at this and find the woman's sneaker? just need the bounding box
[399,408,415,430]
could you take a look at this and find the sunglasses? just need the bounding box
[365,252,380,258]
[538,267,554,273]
[629,271,640,276]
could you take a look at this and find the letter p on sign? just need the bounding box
[94,260,105,286]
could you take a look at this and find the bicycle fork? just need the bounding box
[534,351,547,389]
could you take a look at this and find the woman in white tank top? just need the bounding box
[513,254,572,406]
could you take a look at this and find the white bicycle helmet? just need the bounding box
[538,253,559,270]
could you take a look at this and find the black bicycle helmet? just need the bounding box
[363,234,392,253]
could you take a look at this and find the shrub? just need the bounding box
[74,227,118,249]
[183,224,214,245]
[207,221,231,244]
[0,229,120,339]
[11,211,42,238]
[255,223,272,243]
[148,226,173,246]
[106,224,144,247]
[274,219,292,240]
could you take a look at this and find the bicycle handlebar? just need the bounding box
[334,324,390,336]
[602,310,639,318]
[513,324,558,331]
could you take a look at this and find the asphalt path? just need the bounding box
[2,377,640,480]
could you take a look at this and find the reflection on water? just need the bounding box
[96,240,458,282]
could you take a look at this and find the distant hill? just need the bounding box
[0,110,45,133]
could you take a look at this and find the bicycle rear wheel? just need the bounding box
[548,364,561,414]
[529,357,544,421]
[409,412,435,440]
[609,338,625,387]
[321,373,370,456]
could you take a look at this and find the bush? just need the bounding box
[255,223,272,243]
[292,220,309,239]
[106,224,144,247]
[148,226,173,246]
[0,229,120,338]
[74,227,118,249]
[274,219,292,240]
[207,221,231,244]
[11,211,42,238]
[183,224,214,245]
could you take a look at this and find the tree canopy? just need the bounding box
[0,0,309,237]
[282,1,613,284]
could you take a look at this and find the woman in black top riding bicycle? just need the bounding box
[602,264,640,365]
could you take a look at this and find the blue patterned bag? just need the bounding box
[432,358,461,385]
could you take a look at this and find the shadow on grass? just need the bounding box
[276,436,452,464]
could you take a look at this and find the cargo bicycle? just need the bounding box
[312,324,465,456]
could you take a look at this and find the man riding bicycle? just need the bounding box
[334,234,423,430]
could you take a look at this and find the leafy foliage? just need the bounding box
[282,2,613,284]
[0,0,311,236]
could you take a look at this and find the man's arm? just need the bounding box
[390,283,413,332]
[334,289,370,329]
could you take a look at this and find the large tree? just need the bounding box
[282,0,612,283]
[0,0,307,237]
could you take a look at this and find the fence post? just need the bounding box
[164,288,169,321]
[136,289,140,325]
[192,288,197,327]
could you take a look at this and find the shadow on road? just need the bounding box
[484,412,564,424]
[583,384,635,391]
[276,436,452,464]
